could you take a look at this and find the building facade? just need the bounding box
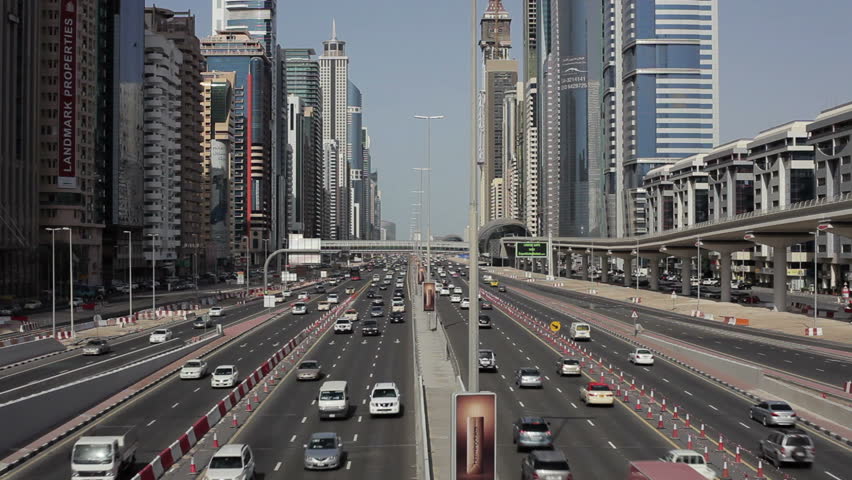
[381,220,396,241]
[212,0,276,56]
[347,81,367,239]
[704,139,752,221]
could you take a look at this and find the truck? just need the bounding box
[627,461,710,480]
[71,426,137,480]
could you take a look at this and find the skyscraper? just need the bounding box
[347,81,368,239]
[211,0,276,56]
[480,0,518,222]
[319,21,351,239]
[603,0,719,236]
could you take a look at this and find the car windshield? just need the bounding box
[299,362,318,369]
[535,460,570,470]
[521,369,539,376]
[72,445,112,465]
[320,391,344,401]
[522,423,549,432]
[210,456,243,469]
[184,361,202,368]
[373,388,397,398]
[785,435,812,446]
[364,321,378,327]
[214,368,233,375]
[309,438,337,449]
[589,384,610,391]
[86,340,104,346]
[371,307,382,311]
[770,403,792,411]
[336,319,350,324]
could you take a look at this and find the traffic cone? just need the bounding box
[672,422,679,439]
[631,378,636,390]
[640,385,646,396]
[703,445,709,463]
[718,435,725,452]
[700,423,706,438]
[189,456,198,474]
[657,415,665,429]
[254,391,260,404]
[212,432,220,448]
[735,445,742,463]
[623,390,629,402]
[687,434,693,449]
[599,373,605,383]
[635,397,642,410]
[647,406,653,419]
[264,382,269,393]
[756,460,764,478]
[673,406,679,419]
[722,461,730,479]
[231,413,239,428]
[650,389,655,400]
[685,413,691,428]
[661,398,667,412]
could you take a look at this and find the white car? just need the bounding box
[292,302,308,315]
[334,319,353,334]
[281,290,293,298]
[209,306,224,317]
[207,444,255,480]
[317,301,331,311]
[211,365,239,388]
[450,294,462,303]
[297,292,309,301]
[71,297,84,307]
[460,298,470,309]
[327,293,339,304]
[149,328,173,344]
[453,287,463,294]
[439,287,450,296]
[579,382,614,406]
[180,359,208,379]
[628,348,655,365]
[23,300,43,310]
[369,382,402,416]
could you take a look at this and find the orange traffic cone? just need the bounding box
[189,456,198,474]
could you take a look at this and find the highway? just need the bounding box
[437,277,677,479]
[496,273,852,388]
[227,271,416,479]
[0,279,353,480]
[445,264,852,479]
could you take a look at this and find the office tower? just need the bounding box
[480,0,518,221]
[145,7,205,277]
[603,0,719,237]
[201,71,236,272]
[347,81,364,239]
[381,220,396,241]
[364,130,377,239]
[143,29,183,273]
[320,21,351,239]
[539,0,603,237]
[37,0,103,289]
[502,86,522,220]
[271,47,288,254]
[523,78,541,235]
[202,30,273,267]
[283,48,324,238]
[0,0,40,298]
[211,0,276,56]
[524,0,538,80]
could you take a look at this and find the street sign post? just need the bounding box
[516,242,547,258]
[550,321,561,332]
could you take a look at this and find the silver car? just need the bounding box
[82,339,111,356]
[750,400,797,426]
[557,358,581,376]
[297,360,322,381]
[521,450,572,480]
[304,432,343,470]
[759,430,814,467]
[513,416,553,451]
[515,368,543,388]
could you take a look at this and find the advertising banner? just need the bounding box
[58,0,77,189]
[237,271,245,285]
[423,282,436,312]
[418,267,425,284]
[452,392,496,480]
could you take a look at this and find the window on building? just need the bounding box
[843,244,852,254]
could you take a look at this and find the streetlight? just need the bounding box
[695,237,704,311]
[467,0,480,393]
[123,230,133,320]
[414,114,445,286]
[61,227,73,335]
[147,233,159,314]
[244,235,250,298]
[413,167,432,280]
[815,222,833,328]
[45,227,61,337]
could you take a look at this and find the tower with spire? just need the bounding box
[480,0,512,61]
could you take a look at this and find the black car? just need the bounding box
[393,289,405,298]
[361,320,381,336]
[379,284,388,290]
[390,312,405,324]
[366,290,376,298]
[498,286,507,292]
[372,299,385,307]
[314,285,326,294]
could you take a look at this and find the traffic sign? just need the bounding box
[550,321,561,332]
[631,310,639,319]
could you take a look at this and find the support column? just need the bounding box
[611,253,633,288]
[580,254,589,281]
[744,233,812,313]
[719,250,732,303]
[680,259,691,296]
[600,257,609,283]
[649,261,660,291]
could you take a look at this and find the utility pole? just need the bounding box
[467,0,480,393]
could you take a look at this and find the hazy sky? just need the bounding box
[147,0,852,238]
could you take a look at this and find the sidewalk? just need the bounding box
[496,267,852,344]
[413,284,461,480]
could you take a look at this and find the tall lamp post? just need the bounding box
[414,114,444,284]
[45,228,61,337]
[123,230,133,319]
[62,227,73,335]
[413,167,432,279]
[244,235,250,298]
[147,233,159,314]
[467,0,480,393]
[412,190,424,263]
[695,237,703,311]
[815,222,833,328]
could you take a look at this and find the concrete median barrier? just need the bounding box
[760,376,852,429]
[0,338,65,368]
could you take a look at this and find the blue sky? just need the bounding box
[147,0,852,238]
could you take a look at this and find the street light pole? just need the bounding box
[467,0,480,394]
[45,228,59,337]
[146,233,159,314]
[245,235,250,298]
[414,114,444,285]
[123,231,133,319]
[815,222,833,329]
[60,227,74,336]
[696,236,703,312]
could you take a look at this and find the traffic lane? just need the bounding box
[1,298,336,480]
[232,293,414,478]
[0,299,268,398]
[495,289,852,480]
[437,296,673,480]
[500,278,852,386]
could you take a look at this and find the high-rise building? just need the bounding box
[0,0,41,298]
[97,0,145,291]
[143,29,183,274]
[320,21,351,239]
[200,71,236,272]
[38,0,103,291]
[202,30,273,267]
[283,48,324,238]
[380,220,396,241]
[539,0,603,237]
[211,0,276,56]
[502,86,522,220]
[603,0,720,237]
[523,79,541,235]
[145,7,205,277]
[271,46,288,253]
[480,0,518,222]
[363,129,376,239]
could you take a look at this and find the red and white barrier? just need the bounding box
[805,327,823,336]
[630,297,642,304]
[844,381,851,394]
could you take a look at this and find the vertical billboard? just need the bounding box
[452,392,496,480]
[423,282,436,312]
[58,0,77,189]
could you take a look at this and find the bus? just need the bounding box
[349,268,361,281]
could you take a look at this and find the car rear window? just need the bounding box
[299,362,318,369]
[185,361,202,368]
[210,456,242,469]
[562,359,579,365]
[636,349,651,355]
[784,435,812,446]
[521,423,549,432]
[770,403,792,411]
[534,460,570,470]
[589,384,610,391]
[521,369,539,375]
[574,324,590,331]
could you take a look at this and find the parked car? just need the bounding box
[750,400,797,427]
[82,339,111,356]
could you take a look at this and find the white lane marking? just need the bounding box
[369,373,373,378]
[237,357,243,362]
[332,364,336,368]
[290,435,296,442]
[642,367,650,372]
[784,360,793,364]
[171,402,179,409]
[662,378,670,383]
[146,419,157,427]
[816,368,825,372]
[509,386,514,392]
[366,385,370,390]
[544,375,550,380]
[301,416,307,424]
[708,404,719,411]
[500,374,506,379]
[311,399,316,405]
[193,387,201,393]
[825,472,842,480]
[274,462,282,471]
[587,419,595,427]
[518,401,525,408]
[346,460,352,470]
[358,416,362,423]
[757,352,766,356]
[556,387,563,393]
[570,402,578,409]
[738,422,751,429]
[362,399,366,404]
[608,441,617,449]
[249,349,254,353]
[240,343,247,348]
[353,434,358,442]
[684,390,693,396]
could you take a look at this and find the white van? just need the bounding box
[317,380,349,419]
[569,322,591,341]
